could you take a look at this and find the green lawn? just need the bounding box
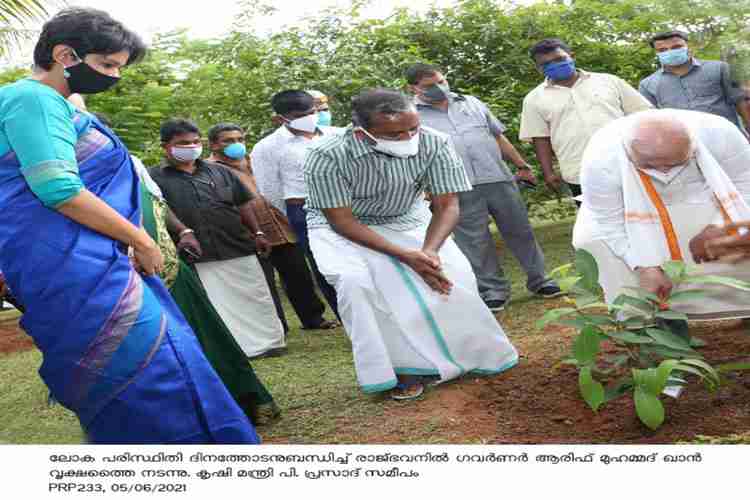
[0,219,589,444]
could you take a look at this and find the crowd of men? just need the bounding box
[4,30,750,403]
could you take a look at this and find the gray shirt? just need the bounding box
[416,93,512,185]
[639,58,745,130]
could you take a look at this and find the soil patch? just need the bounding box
[333,315,750,444]
[0,319,34,355]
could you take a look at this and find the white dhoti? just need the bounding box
[194,255,285,357]
[574,200,750,320]
[309,224,518,393]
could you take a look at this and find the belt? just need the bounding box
[285,198,306,206]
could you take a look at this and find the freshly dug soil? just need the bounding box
[333,311,750,444]
[0,319,33,355]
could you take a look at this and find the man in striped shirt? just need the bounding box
[304,88,518,400]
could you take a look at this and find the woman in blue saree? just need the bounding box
[0,8,259,444]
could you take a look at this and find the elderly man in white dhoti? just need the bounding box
[573,108,750,319]
[303,88,518,400]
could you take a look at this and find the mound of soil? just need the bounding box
[0,319,34,355]
[339,318,750,444]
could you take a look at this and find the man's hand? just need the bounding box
[256,234,272,258]
[177,231,203,263]
[637,266,673,299]
[401,249,452,295]
[543,172,564,193]
[689,224,726,263]
[516,166,537,185]
[705,221,750,263]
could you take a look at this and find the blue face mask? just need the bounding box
[223,142,247,160]
[317,111,332,127]
[543,59,576,81]
[657,47,689,67]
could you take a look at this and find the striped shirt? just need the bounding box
[304,126,472,230]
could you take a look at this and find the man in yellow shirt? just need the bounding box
[520,38,652,203]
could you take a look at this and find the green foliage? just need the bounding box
[542,248,750,430]
[0,0,743,200]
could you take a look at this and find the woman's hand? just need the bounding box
[132,229,164,276]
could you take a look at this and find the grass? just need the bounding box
[0,219,577,444]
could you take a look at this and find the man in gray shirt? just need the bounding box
[639,30,750,133]
[406,63,560,311]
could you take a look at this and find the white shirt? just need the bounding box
[579,110,750,269]
[519,70,652,184]
[251,125,344,215]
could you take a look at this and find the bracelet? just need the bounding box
[178,228,194,238]
[255,231,266,237]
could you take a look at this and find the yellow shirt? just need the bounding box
[519,70,652,184]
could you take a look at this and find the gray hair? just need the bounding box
[351,88,416,129]
[623,109,696,161]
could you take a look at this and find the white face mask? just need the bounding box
[285,113,319,133]
[171,145,203,163]
[359,127,420,159]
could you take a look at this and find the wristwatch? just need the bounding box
[178,228,194,238]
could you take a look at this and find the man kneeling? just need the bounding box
[573,109,750,319]
[304,88,518,400]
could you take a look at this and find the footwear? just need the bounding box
[248,347,288,360]
[302,319,339,330]
[484,299,506,312]
[391,381,424,401]
[536,285,564,299]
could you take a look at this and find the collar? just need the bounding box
[275,124,325,141]
[543,69,590,88]
[346,126,375,159]
[160,158,207,175]
[659,57,702,74]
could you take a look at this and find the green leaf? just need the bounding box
[616,294,655,314]
[605,330,655,344]
[633,368,663,395]
[677,359,721,386]
[579,366,605,412]
[556,318,590,329]
[654,310,689,321]
[667,289,712,303]
[634,385,665,430]
[572,326,602,366]
[575,249,599,293]
[661,260,687,282]
[655,360,680,393]
[645,328,693,351]
[689,337,707,348]
[535,307,577,329]
[556,276,581,293]
[641,345,702,360]
[622,286,660,303]
[574,294,601,309]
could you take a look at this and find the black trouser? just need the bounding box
[259,243,330,330]
[567,182,582,208]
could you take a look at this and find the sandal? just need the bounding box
[391,381,424,401]
[302,319,339,330]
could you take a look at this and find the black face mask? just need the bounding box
[64,61,120,94]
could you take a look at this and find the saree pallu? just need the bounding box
[0,119,259,444]
[140,185,279,423]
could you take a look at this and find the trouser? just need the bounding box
[269,243,331,328]
[286,202,340,320]
[453,181,555,302]
[567,182,582,208]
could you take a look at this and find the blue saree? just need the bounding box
[0,79,259,444]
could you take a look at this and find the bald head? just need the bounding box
[627,112,693,172]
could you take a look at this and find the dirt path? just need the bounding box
[0,318,33,355]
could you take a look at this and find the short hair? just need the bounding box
[160,118,200,144]
[271,90,314,115]
[404,63,441,85]
[91,112,112,128]
[351,88,416,129]
[208,123,243,144]
[649,31,689,48]
[33,7,147,71]
[529,38,572,60]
